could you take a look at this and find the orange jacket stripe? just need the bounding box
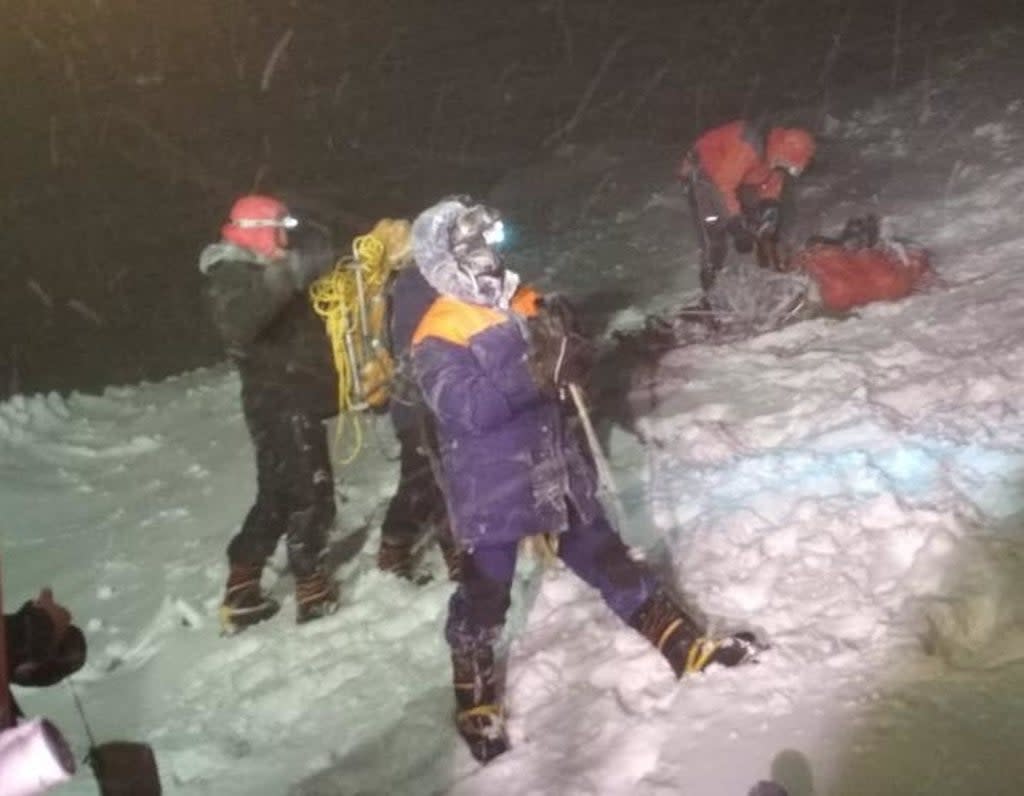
[412,286,541,348]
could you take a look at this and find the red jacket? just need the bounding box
[681,120,784,218]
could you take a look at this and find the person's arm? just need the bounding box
[202,234,336,350]
[415,315,548,436]
[5,603,57,682]
[5,591,85,688]
[202,260,297,349]
[415,338,530,434]
[739,164,785,206]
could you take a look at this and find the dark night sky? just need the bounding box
[1,0,1018,397]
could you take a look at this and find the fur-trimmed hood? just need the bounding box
[411,199,519,309]
[197,241,275,274]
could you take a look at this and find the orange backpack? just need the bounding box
[791,236,931,313]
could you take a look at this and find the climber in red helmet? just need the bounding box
[198,194,342,634]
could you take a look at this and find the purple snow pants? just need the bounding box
[445,502,657,651]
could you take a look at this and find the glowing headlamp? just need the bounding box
[483,220,505,246]
[234,215,299,230]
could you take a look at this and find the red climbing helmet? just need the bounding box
[765,128,816,177]
[220,194,297,258]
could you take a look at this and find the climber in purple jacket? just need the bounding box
[409,196,760,764]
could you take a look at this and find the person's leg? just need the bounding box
[419,415,461,580]
[556,508,658,623]
[378,427,438,578]
[689,174,729,295]
[433,513,462,582]
[560,504,759,676]
[220,413,288,633]
[445,543,517,763]
[279,411,339,623]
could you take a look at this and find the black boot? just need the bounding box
[294,568,340,624]
[377,533,419,580]
[219,562,280,635]
[451,645,508,763]
[436,522,463,582]
[629,590,760,677]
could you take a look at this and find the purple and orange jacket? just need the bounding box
[411,286,603,547]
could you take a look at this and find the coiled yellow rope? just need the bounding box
[308,227,399,465]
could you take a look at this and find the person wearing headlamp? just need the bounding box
[679,119,816,298]
[198,194,342,633]
[409,197,760,764]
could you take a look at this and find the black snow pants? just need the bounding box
[687,169,731,294]
[381,422,448,546]
[227,400,335,578]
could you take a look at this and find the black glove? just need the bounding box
[754,200,781,239]
[526,294,594,397]
[727,215,754,253]
[13,626,87,687]
[285,226,337,290]
[6,600,87,687]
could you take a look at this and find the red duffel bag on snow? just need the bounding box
[789,216,932,312]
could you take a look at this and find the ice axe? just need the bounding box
[566,383,627,531]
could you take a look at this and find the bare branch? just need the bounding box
[555,0,574,66]
[543,31,631,148]
[890,0,905,89]
[27,280,54,310]
[260,28,294,92]
[67,299,104,327]
[626,62,669,123]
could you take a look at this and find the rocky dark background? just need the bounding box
[2,0,1018,397]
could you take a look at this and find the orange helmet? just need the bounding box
[766,128,816,177]
[221,194,297,259]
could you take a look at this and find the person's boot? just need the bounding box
[219,562,280,635]
[376,533,421,581]
[629,590,760,677]
[436,525,463,582]
[294,568,340,624]
[451,644,508,763]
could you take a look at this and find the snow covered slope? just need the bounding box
[5,34,1024,796]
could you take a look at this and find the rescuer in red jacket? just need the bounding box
[680,120,815,296]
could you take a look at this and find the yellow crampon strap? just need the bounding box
[684,637,719,674]
[456,703,503,724]
[520,532,560,567]
[656,617,684,653]
[308,220,410,465]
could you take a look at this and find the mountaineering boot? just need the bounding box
[451,645,508,763]
[376,533,419,581]
[436,525,463,582]
[629,590,761,677]
[294,569,340,624]
[219,562,280,635]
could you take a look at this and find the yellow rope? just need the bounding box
[308,227,400,464]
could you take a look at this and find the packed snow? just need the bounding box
[6,44,1024,796]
